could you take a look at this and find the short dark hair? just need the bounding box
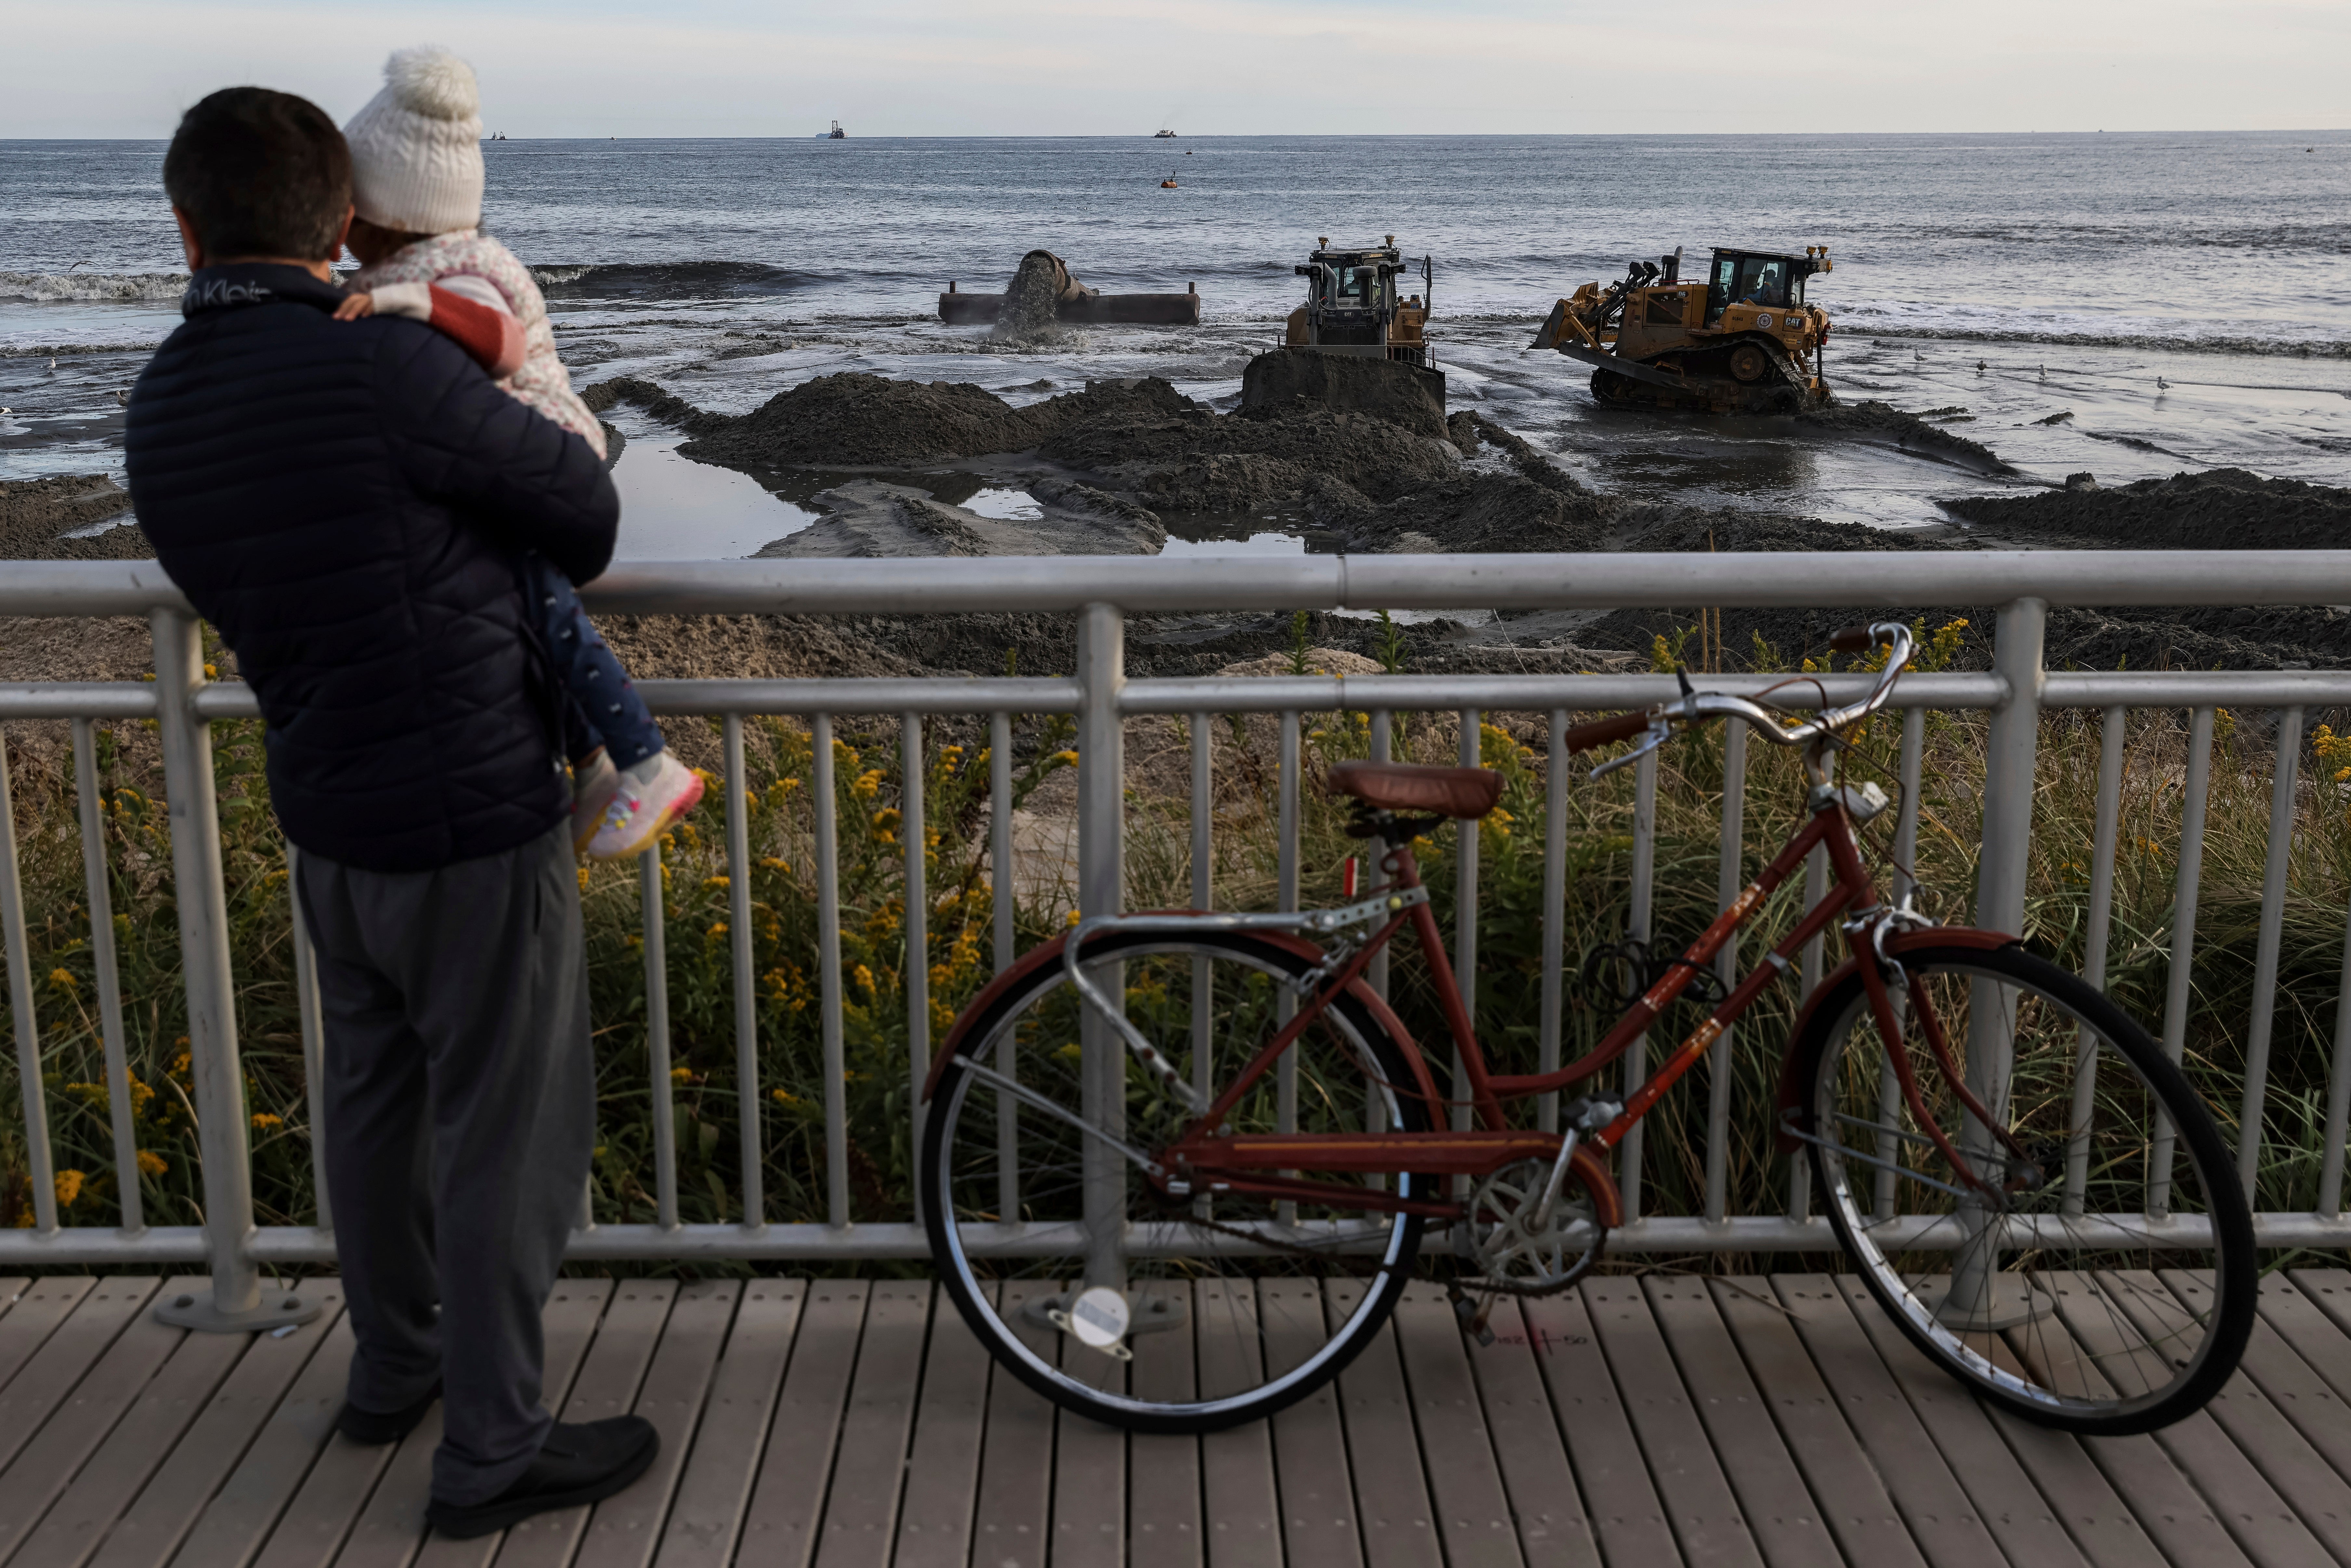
[163,87,351,262]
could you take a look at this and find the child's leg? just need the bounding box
[520,555,665,769]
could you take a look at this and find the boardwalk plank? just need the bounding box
[814,1282,929,1568]
[734,1280,868,1568]
[2036,1269,2329,1568]
[0,1275,183,1558]
[1252,1280,1347,1568]
[570,1281,738,1568]
[1126,1287,1199,1568]
[2190,1271,2351,1490]
[82,1283,348,1568]
[2103,1271,2351,1563]
[22,1284,345,1568]
[1390,1284,1522,1568]
[1050,1289,1125,1568]
[1826,1275,2092,1568]
[484,1280,680,1568]
[1578,1277,1761,1568]
[967,1284,1052,1568]
[0,1277,158,1477]
[1323,1279,1439,1568]
[169,1309,360,1568]
[0,1280,95,1398]
[651,1281,802,1568]
[1768,1276,2010,1568]
[1457,1299,1599,1568]
[2270,1273,2351,1416]
[1640,1278,1864,1568]
[1515,1289,1681,1568]
[247,1282,610,1568]
[1197,1281,1281,1568]
[887,1285,989,1568]
[1702,1279,1924,1568]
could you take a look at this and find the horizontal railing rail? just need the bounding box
[4,554,2351,1327]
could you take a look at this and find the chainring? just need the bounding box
[1454,1158,1607,1294]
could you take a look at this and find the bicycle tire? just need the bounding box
[921,926,1432,1433]
[1795,941,2255,1434]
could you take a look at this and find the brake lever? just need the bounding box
[1589,716,1673,781]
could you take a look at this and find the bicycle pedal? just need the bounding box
[1448,1286,1497,1347]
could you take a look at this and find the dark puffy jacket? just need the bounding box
[126,263,619,874]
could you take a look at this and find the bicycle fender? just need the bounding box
[1770,927,2019,1151]
[919,920,1446,1118]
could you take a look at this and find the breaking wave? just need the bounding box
[528,261,807,300]
[1832,299,2351,360]
[0,270,187,304]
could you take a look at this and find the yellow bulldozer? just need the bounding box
[1531,245,1834,413]
[1285,236,1433,367]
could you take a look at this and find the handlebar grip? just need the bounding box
[1828,622,1879,654]
[1561,710,1653,753]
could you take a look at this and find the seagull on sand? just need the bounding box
[2156,376,2170,390]
[47,358,57,372]
[2038,364,2048,380]
[114,389,128,405]
[1913,349,1924,361]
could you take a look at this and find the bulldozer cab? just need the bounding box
[1287,237,1434,366]
[1704,249,1824,325]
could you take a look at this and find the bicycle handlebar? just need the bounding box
[1581,621,1915,775]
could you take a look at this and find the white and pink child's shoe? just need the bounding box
[570,751,622,854]
[586,751,705,861]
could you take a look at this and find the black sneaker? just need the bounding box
[337,1382,441,1445]
[425,1416,659,1540]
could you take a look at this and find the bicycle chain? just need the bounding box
[1165,1198,1607,1299]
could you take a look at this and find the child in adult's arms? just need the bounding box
[335,44,700,860]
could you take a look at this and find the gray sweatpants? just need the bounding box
[295,820,593,1506]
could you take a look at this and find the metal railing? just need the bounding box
[7,551,2351,1329]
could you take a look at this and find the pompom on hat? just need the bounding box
[344,46,485,235]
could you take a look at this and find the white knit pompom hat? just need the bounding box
[344,46,485,234]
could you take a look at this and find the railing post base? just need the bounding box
[154,1285,321,1332]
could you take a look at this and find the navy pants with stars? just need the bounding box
[520,553,664,770]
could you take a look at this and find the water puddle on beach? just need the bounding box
[606,421,816,557]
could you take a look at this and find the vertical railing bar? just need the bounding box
[0,725,57,1234]
[1454,708,1480,1149]
[72,720,140,1234]
[902,714,929,1225]
[283,841,328,1234]
[2150,704,2215,1218]
[989,712,1016,1224]
[1875,707,1926,1222]
[1704,719,1746,1224]
[1075,604,1128,1290]
[1190,711,1212,1111]
[723,715,762,1229]
[2319,895,2351,1218]
[2238,706,2303,1197]
[2064,705,2125,1218]
[640,844,678,1231]
[813,712,850,1229]
[1366,708,1392,1007]
[1539,708,1567,1138]
[1276,709,1301,1225]
[1621,745,1657,1225]
[1789,839,1827,1224]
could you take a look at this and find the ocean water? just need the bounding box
[4,133,2347,555]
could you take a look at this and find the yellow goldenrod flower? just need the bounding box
[1052,749,1079,766]
[772,1088,797,1105]
[135,1151,166,1177]
[853,963,876,994]
[53,1169,85,1208]
[761,856,790,872]
[1065,908,1081,927]
[251,1113,282,1131]
[671,1065,694,1085]
[1054,1041,1083,1062]
[704,875,729,890]
[707,921,728,940]
[47,969,77,991]
[577,867,591,892]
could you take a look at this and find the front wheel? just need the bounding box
[921,928,1433,1433]
[1796,942,2255,1435]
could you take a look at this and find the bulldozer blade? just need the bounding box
[1548,342,1694,393]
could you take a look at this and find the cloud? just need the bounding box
[3,0,2346,137]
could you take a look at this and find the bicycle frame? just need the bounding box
[1156,788,2000,1221]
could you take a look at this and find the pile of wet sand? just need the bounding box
[1942,467,2351,549]
[1797,399,2016,475]
[0,477,145,560]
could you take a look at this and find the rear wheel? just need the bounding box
[1797,943,2254,1434]
[921,928,1433,1433]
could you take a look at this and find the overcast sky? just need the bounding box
[4,0,2344,138]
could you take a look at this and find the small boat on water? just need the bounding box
[823,120,846,139]
[1154,129,1176,138]
[1161,176,1178,188]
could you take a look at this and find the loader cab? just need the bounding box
[1704,248,1828,325]
[1289,237,1436,364]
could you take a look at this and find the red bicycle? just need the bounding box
[920,621,2254,1434]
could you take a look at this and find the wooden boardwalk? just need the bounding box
[7,1273,2351,1568]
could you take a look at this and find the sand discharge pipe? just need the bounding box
[939,249,1202,327]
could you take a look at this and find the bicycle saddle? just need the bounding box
[1323,762,1503,819]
